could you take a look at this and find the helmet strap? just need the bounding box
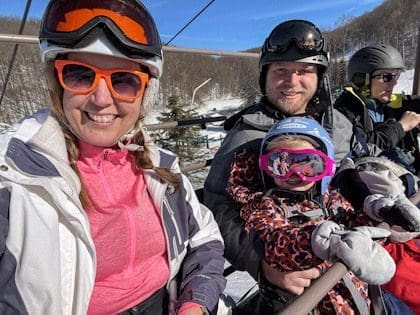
[259,65,268,95]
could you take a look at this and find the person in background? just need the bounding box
[0,1,225,314]
[332,44,420,312]
[334,44,420,173]
[203,19,352,312]
[226,116,397,314]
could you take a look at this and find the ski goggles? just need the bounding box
[40,0,161,57]
[264,20,324,54]
[54,60,149,101]
[371,72,400,83]
[259,148,335,182]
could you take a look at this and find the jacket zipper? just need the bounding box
[98,151,137,273]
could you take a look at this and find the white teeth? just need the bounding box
[87,113,116,123]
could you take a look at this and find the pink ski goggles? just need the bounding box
[259,148,335,182]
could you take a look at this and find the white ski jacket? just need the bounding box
[0,109,225,315]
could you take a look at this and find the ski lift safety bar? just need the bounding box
[0,33,260,59]
[146,115,226,131]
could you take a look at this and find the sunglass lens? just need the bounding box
[383,73,399,82]
[62,64,95,91]
[111,72,142,97]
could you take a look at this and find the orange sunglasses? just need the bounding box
[54,60,149,101]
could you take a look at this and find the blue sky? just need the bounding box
[1,0,383,51]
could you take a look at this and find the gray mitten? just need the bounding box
[311,221,395,285]
[364,194,420,232]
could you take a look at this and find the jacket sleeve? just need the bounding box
[203,128,264,280]
[177,174,226,313]
[355,118,405,150]
[0,188,10,258]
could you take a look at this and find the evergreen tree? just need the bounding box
[154,93,203,163]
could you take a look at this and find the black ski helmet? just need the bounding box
[259,20,329,94]
[348,44,404,91]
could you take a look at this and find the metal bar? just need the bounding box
[412,27,420,95]
[0,0,32,107]
[145,115,226,131]
[163,45,259,58]
[0,33,260,59]
[181,159,213,172]
[279,262,348,315]
[177,115,226,127]
[191,78,212,109]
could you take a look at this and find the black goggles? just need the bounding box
[264,20,324,54]
[371,72,400,83]
[40,0,161,57]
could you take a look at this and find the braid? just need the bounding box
[46,63,92,209]
[131,130,180,191]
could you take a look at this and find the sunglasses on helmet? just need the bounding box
[264,20,324,55]
[371,72,400,83]
[40,0,161,57]
[259,148,335,182]
[54,60,149,101]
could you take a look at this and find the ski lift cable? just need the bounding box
[0,0,32,108]
[165,0,216,46]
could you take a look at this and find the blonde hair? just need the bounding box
[266,135,316,151]
[45,62,179,209]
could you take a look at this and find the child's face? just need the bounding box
[269,140,316,192]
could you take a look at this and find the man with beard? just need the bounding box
[203,19,352,313]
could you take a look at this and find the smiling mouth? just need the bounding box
[282,91,301,97]
[87,112,117,123]
[286,177,302,184]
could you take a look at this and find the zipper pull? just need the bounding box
[103,150,109,161]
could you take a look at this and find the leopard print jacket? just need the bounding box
[226,149,374,315]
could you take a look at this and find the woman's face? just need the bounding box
[61,52,146,147]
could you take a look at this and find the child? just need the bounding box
[226,117,397,315]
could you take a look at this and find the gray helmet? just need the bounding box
[259,20,329,94]
[348,44,404,88]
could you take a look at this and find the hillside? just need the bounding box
[0,0,419,124]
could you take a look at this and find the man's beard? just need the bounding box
[275,98,307,115]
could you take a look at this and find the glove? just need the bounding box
[311,221,395,285]
[364,194,420,232]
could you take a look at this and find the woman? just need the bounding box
[0,1,225,314]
